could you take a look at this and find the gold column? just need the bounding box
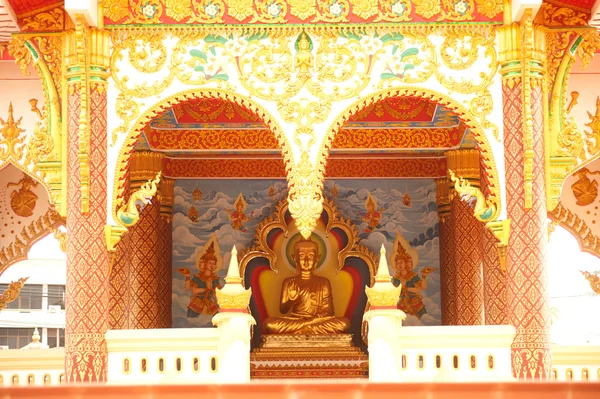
[499,11,551,378]
[127,151,164,329]
[447,149,484,326]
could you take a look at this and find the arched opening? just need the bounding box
[109,92,289,331]
[319,92,498,327]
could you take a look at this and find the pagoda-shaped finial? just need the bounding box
[365,243,402,308]
[215,246,252,312]
[225,245,242,284]
[375,244,392,283]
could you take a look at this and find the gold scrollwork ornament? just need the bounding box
[287,152,324,239]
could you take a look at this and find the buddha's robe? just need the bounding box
[263,275,350,335]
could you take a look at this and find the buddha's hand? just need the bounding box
[287,281,299,301]
[421,267,436,276]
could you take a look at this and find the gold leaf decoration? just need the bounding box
[350,0,378,20]
[165,0,192,21]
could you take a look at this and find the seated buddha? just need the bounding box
[263,238,351,335]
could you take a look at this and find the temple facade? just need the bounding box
[1,0,600,391]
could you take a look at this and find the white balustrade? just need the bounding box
[106,328,220,385]
[551,345,600,381]
[0,348,65,386]
[395,325,516,382]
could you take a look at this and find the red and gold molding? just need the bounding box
[163,157,447,178]
[146,129,280,150]
[164,158,286,178]
[146,127,465,151]
[332,127,465,149]
[103,0,503,26]
[325,158,447,178]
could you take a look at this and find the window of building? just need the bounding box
[0,328,35,349]
[0,284,43,310]
[47,328,65,348]
[47,285,65,309]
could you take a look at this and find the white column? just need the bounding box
[363,309,405,382]
[42,284,49,311]
[42,327,48,346]
[212,313,255,383]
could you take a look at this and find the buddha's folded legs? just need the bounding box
[263,316,351,335]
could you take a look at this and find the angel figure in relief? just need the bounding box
[227,193,254,233]
[357,193,385,233]
[177,236,223,317]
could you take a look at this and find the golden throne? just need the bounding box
[238,198,377,379]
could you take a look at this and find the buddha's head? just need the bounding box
[293,238,319,276]
[394,244,413,276]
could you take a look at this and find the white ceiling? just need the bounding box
[0,0,19,43]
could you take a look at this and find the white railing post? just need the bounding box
[364,244,406,382]
[213,245,255,383]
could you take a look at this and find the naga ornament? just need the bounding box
[117,172,161,227]
[449,169,496,222]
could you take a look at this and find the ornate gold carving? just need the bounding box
[0,277,29,311]
[585,96,600,156]
[575,31,600,71]
[19,7,65,31]
[0,210,64,274]
[104,224,128,254]
[542,2,589,27]
[580,271,600,295]
[228,0,254,21]
[117,171,161,227]
[548,202,600,259]
[8,36,33,76]
[570,167,599,206]
[239,198,376,283]
[0,103,26,161]
[7,173,39,217]
[25,99,55,170]
[53,228,67,253]
[287,151,324,239]
[449,169,497,222]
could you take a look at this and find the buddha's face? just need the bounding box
[295,244,318,273]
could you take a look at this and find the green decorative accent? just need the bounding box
[294,31,313,52]
[570,36,583,54]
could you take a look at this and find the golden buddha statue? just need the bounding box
[263,238,351,335]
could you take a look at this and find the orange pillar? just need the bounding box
[127,152,163,329]
[500,20,551,378]
[157,178,174,328]
[447,150,484,326]
[480,167,508,325]
[437,179,456,325]
[109,232,131,329]
[64,26,110,382]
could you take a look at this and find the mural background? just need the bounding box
[171,178,441,327]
